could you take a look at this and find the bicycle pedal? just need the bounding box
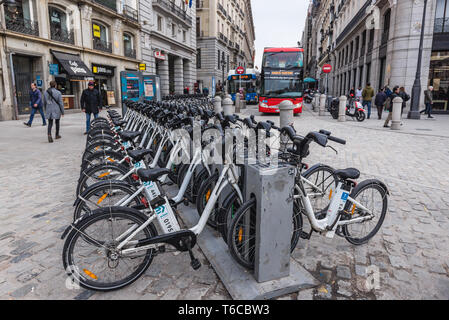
[183,198,190,206]
[299,231,311,240]
[190,258,201,270]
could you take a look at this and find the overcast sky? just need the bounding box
[252,0,309,69]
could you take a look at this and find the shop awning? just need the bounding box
[51,50,94,79]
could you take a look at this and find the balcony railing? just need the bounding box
[153,0,192,26]
[228,40,234,48]
[94,0,117,11]
[50,24,74,44]
[123,5,138,21]
[93,38,112,53]
[124,47,136,59]
[219,32,228,44]
[218,3,227,16]
[5,16,39,37]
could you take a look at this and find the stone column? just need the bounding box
[391,97,403,130]
[112,19,122,56]
[223,97,233,115]
[213,96,222,113]
[80,5,93,49]
[339,95,347,122]
[319,94,326,116]
[174,57,184,95]
[279,100,295,148]
[159,58,169,97]
[183,59,191,92]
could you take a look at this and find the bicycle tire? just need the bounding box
[195,172,219,229]
[73,181,141,221]
[62,206,157,291]
[77,163,132,196]
[82,141,119,162]
[227,197,302,269]
[81,150,126,172]
[341,179,388,245]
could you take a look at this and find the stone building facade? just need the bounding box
[196,0,255,92]
[139,0,197,96]
[303,0,448,113]
[0,0,141,121]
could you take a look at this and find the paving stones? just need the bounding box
[296,288,314,300]
[315,284,332,299]
[336,266,351,279]
[10,283,36,298]
[337,280,352,297]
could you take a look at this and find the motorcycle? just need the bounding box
[330,95,366,122]
[304,89,315,104]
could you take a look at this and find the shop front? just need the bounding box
[92,63,116,107]
[428,51,449,113]
[51,50,94,110]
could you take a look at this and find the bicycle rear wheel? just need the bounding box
[77,163,132,196]
[341,179,388,245]
[63,207,157,291]
[227,197,302,269]
[196,172,219,228]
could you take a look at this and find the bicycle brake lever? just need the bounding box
[327,145,338,155]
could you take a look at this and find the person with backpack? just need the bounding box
[398,87,410,123]
[384,86,400,128]
[43,81,64,143]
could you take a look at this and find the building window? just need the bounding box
[172,24,176,37]
[183,30,186,42]
[218,50,221,68]
[197,48,201,69]
[428,51,449,112]
[48,6,74,44]
[366,63,371,85]
[157,16,163,31]
[197,17,201,37]
[123,33,136,58]
[435,0,449,33]
[4,0,39,36]
[92,22,111,53]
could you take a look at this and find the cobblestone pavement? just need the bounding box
[0,107,448,300]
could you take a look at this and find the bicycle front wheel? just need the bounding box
[341,179,388,245]
[62,207,157,291]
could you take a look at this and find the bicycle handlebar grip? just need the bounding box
[328,136,346,145]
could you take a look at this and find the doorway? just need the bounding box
[12,55,40,115]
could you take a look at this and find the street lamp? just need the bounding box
[220,58,226,96]
[408,0,428,119]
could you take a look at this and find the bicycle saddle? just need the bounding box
[119,131,141,141]
[334,168,360,180]
[137,168,171,182]
[127,149,152,162]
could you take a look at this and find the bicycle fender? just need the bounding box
[73,180,136,206]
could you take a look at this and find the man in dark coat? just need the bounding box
[24,82,46,127]
[374,87,387,120]
[420,86,434,118]
[384,86,399,127]
[80,81,102,134]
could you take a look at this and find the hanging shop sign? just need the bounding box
[154,51,166,60]
[49,64,59,75]
[93,24,101,38]
[139,63,146,71]
[92,64,115,76]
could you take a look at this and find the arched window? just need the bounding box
[49,6,73,44]
[123,32,136,58]
[92,21,111,53]
[5,0,39,36]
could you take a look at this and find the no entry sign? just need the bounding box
[322,64,332,73]
[236,66,245,75]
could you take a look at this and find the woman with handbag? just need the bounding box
[43,81,64,143]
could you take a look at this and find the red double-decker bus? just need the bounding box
[259,47,304,114]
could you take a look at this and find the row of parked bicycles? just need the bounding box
[61,95,389,291]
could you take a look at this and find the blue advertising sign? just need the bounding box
[211,76,216,97]
[49,64,59,75]
[36,79,43,87]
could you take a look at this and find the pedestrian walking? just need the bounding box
[24,83,46,127]
[374,87,387,120]
[362,82,375,119]
[355,86,363,100]
[420,86,434,118]
[43,81,64,143]
[80,81,102,134]
[398,87,410,124]
[349,87,355,98]
[384,86,399,128]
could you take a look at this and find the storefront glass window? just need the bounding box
[429,51,449,112]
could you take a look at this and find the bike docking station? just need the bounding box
[177,158,319,300]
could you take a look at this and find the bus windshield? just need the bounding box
[262,78,303,98]
[228,79,256,94]
[263,52,303,69]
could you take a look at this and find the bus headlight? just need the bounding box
[260,102,268,108]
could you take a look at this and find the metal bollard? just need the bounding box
[235,93,241,113]
[312,96,318,112]
[223,97,234,116]
[241,97,247,109]
[279,100,295,148]
[338,95,347,122]
[391,97,403,130]
[319,94,326,116]
[213,96,222,113]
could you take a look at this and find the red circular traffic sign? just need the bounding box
[322,64,332,73]
[236,66,245,75]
